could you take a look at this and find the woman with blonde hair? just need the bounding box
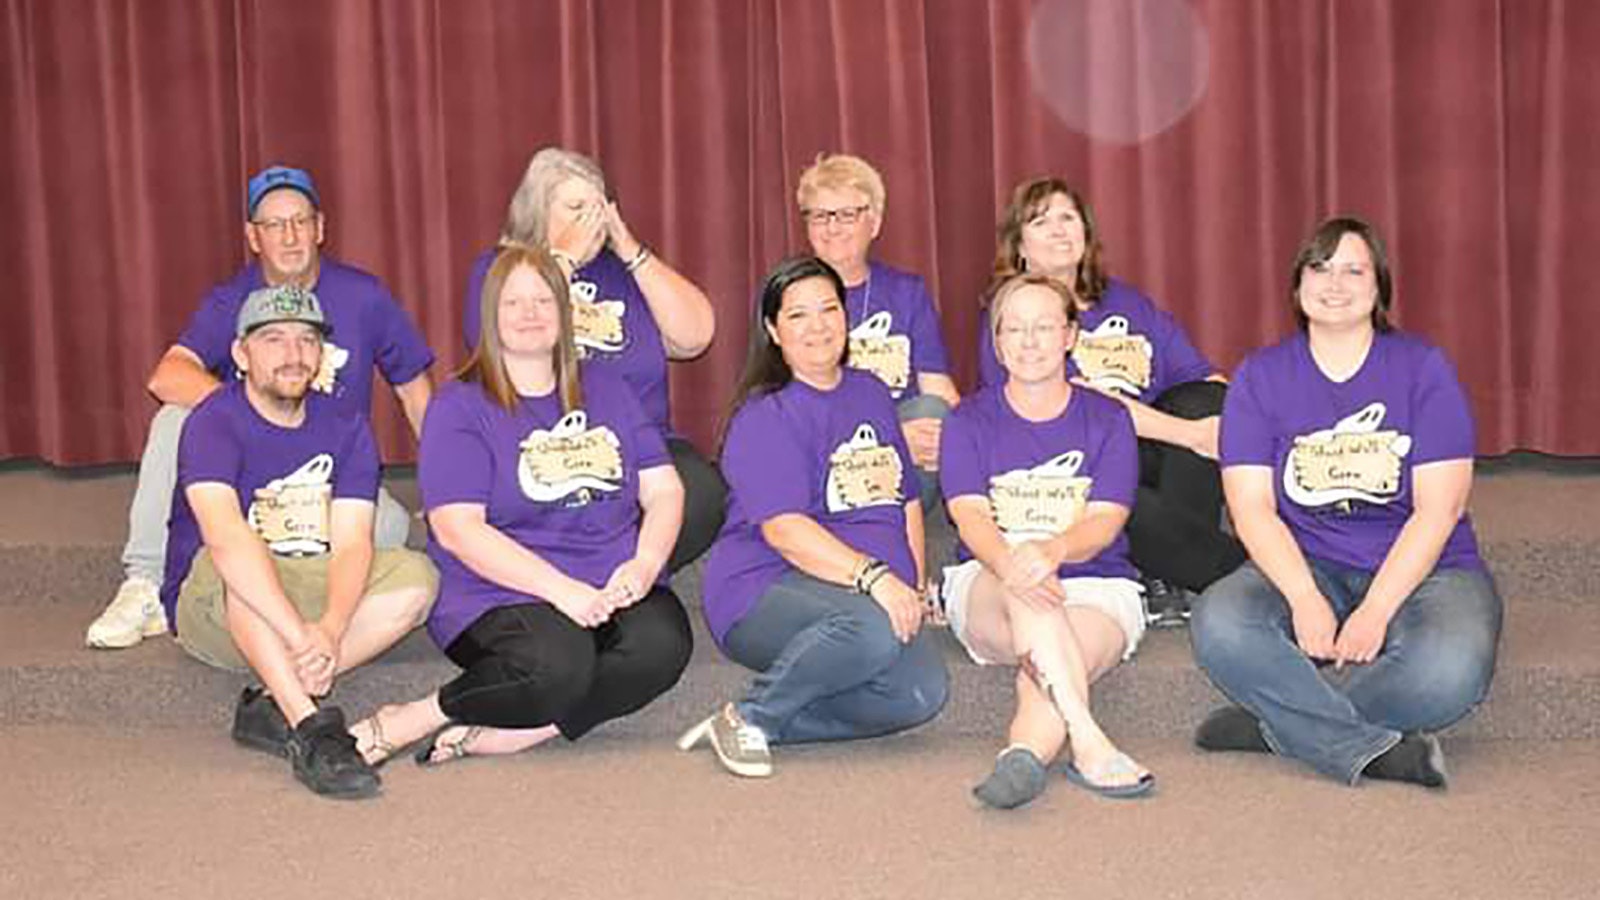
[797,153,958,510]
[942,273,1152,808]
[982,178,1243,622]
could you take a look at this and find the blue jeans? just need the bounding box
[1191,557,1502,784]
[897,393,951,514]
[723,570,949,745]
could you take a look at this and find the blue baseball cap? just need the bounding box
[246,165,321,218]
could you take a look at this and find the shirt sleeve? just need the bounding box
[368,281,435,388]
[906,276,951,375]
[175,286,240,373]
[977,305,1004,390]
[333,415,382,502]
[1149,304,1217,389]
[177,402,244,491]
[1408,346,1477,465]
[721,397,814,523]
[1219,354,1276,468]
[614,377,671,471]
[1090,399,1138,508]
[418,387,495,510]
[937,405,987,501]
[881,389,922,503]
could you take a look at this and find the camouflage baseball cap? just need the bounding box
[236,284,332,338]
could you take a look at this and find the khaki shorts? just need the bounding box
[940,559,1146,665]
[175,547,438,671]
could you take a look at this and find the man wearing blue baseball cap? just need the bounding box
[86,164,437,650]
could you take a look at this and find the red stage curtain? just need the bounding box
[3,0,1596,464]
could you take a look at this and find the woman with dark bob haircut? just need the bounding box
[981,177,1244,624]
[1190,216,1502,790]
[678,256,948,779]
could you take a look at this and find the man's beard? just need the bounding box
[257,365,313,406]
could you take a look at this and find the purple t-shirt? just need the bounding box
[1220,331,1483,573]
[844,260,951,401]
[701,369,920,646]
[977,277,1215,403]
[160,382,382,626]
[178,258,434,420]
[940,384,1138,579]
[463,247,672,432]
[417,368,671,649]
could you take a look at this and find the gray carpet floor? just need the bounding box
[2,457,1597,899]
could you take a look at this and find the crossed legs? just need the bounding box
[958,569,1144,785]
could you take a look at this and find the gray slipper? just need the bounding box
[973,746,1049,809]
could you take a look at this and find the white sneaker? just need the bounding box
[85,576,168,649]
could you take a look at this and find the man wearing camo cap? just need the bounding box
[160,282,436,799]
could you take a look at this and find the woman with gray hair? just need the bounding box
[463,147,723,572]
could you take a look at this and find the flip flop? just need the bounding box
[414,725,485,768]
[1061,752,1156,799]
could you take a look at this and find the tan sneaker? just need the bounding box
[85,576,168,649]
[677,702,772,778]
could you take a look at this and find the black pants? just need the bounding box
[667,437,727,573]
[1125,380,1247,592]
[437,586,692,739]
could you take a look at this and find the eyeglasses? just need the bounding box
[997,320,1070,342]
[253,214,317,239]
[801,205,871,227]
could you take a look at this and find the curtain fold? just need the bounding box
[3,0,1595,464]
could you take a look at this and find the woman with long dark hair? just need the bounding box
[678,256,948,778]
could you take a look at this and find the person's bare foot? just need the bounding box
[1066,737,1152,791]
[415,723,562,767]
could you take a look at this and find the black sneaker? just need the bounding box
[1142,578,1193,629]
[286,707,381,800]
[231,686,291,758]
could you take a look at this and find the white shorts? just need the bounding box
[940,560,1147,666]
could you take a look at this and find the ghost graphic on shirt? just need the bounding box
[825,422,906,513]
[569,280,628,359]
[1072,315,1151,396]
[311,342,350,395]
[247,453,335,556]
[988,450,1093,543]
[848,311,913,397]
[1284,402,1413,508]
[518,409,624,507]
